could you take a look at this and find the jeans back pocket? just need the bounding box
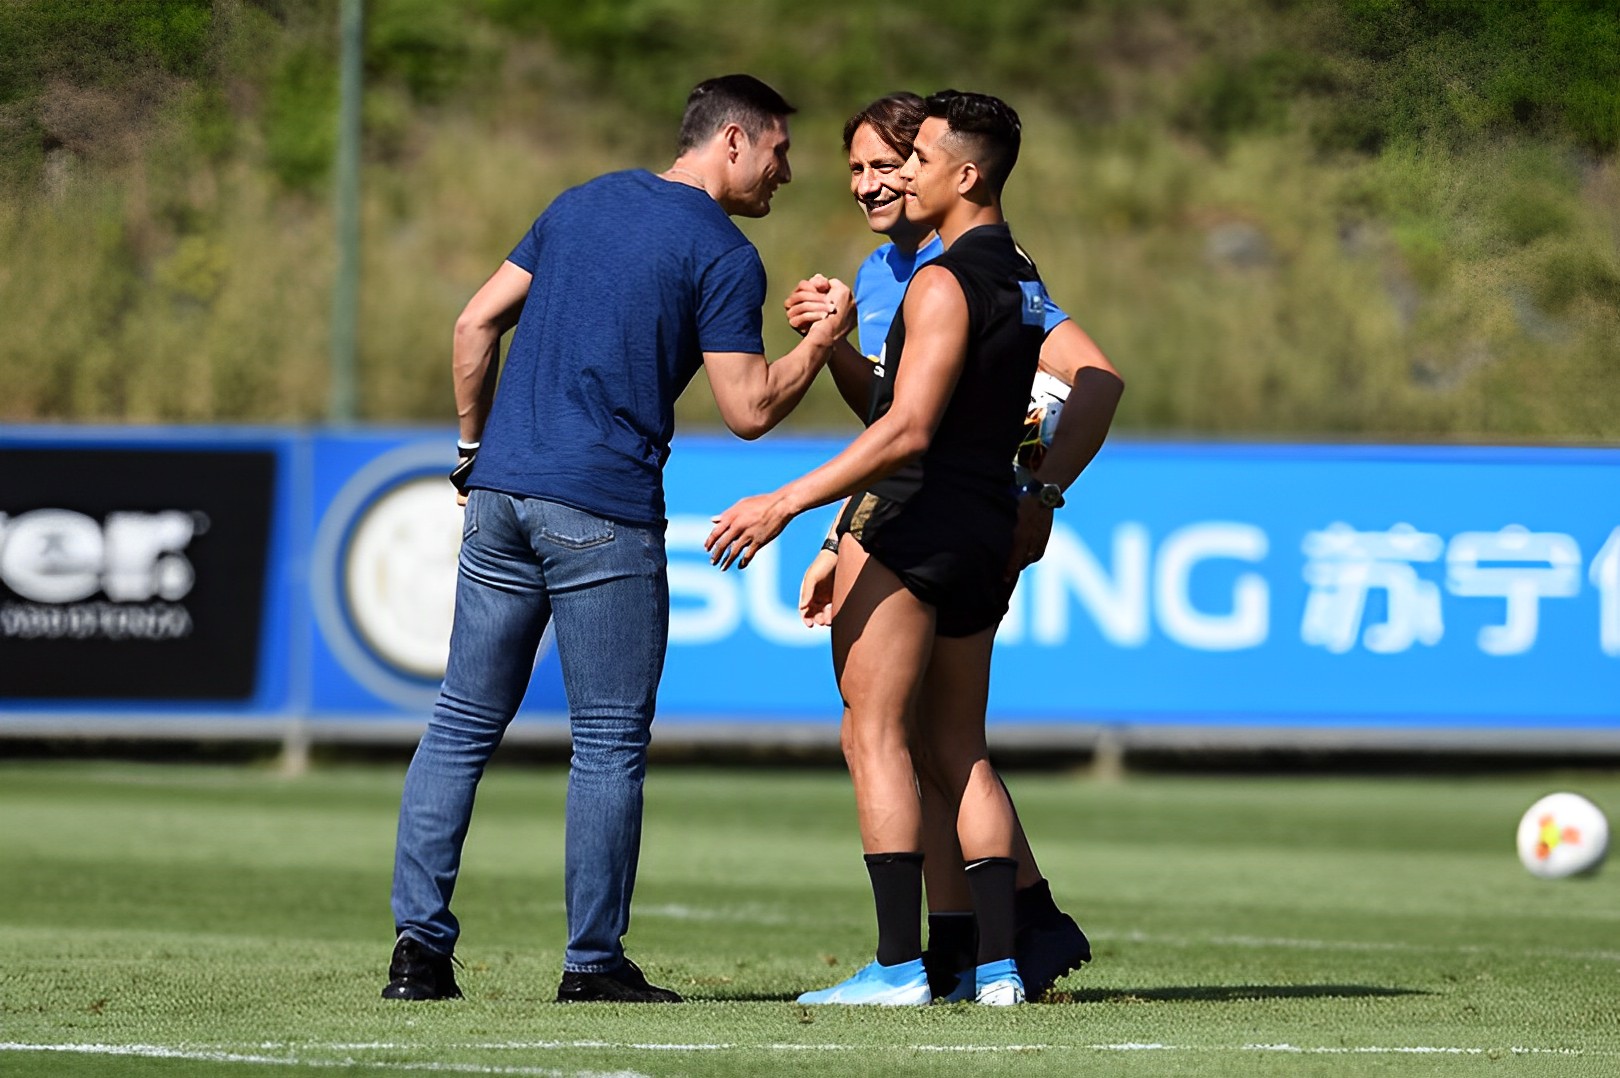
[539,502,615,549]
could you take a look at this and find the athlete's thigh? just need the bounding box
[917,627,997,757]
[827,534,870,683]
[832,537,936,721]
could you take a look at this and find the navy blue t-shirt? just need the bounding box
[469,170,767,524]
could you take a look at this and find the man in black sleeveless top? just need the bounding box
[706,90,1042,1005]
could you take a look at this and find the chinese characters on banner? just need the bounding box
[1301,523,1605,657]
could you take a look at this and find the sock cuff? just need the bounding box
[864,851,925,866]
[964,857,1019,874]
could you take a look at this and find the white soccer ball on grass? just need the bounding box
[1515,792,1609,879]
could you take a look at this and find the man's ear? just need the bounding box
[957,160,979,196]
[723,122,747,162]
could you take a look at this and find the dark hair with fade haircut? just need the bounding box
[842,91,927,156]
[924,89,1022,196]
[678,74,796,152]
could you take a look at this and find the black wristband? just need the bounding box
[450,447,478,495]
[821,536,840,554]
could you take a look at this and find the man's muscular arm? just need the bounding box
[453,260,531,445]
[1032,319,1124,491]
[786,275,873,418]
[706,265,968,569]
[1005,318,1125,578]
[703,278,856,440]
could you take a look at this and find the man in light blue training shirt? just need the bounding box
[383,74,854,1005]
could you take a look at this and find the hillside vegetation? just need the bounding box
[1,0,1617,438]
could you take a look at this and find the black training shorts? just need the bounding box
[837,483,1016,638]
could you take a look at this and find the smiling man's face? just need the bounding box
[723,116,792,218]
[848,122,912,236]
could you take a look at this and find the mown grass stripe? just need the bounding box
[3,1040,1602,1059]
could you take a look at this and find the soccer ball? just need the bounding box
[1515,792,1609,879]
[1016,372,1069,470]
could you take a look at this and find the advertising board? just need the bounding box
[654,441,1620,732]
[3,428,1616,746]
[0,431,292,712]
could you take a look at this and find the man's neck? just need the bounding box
[886,225,936,258]
[937,203,1003,249]
[662,155,718,201]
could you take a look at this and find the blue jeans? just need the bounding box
[391,490,669,972]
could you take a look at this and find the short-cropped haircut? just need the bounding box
[924,89,1022,196]
[678,74,796,151]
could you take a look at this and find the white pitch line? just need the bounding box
[7,1040,1602,1062]
[0,1043,648,1077]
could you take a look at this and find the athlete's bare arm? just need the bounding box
[706,264,968,569]
[452,260,531,445]
[703,278,856,439]
[1005,319,1125,578]
[1033,319,1124,490]
[785,275,872,417]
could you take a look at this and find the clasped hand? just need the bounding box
[785,274,854,338]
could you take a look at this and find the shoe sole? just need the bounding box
[975,980,1026,1006]
[799,984,932,1006]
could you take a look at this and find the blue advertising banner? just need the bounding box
[301,431,567,718]
[657,439,1620,730]
[3,426,1616,740]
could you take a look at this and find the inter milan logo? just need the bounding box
[1019,281,1046,326]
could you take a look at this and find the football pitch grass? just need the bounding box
[2,759,1618,1077]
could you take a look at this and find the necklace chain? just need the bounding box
[665,166,708,189]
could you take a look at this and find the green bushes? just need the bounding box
[0,0,1616,439]
[1333,0,1620,151]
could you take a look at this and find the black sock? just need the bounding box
[964,857,1019,965]
[864,852,924,966]
[1015,877,1061,927]
[925,911,977,973]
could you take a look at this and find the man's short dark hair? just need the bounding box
[924,89,1022,196]
[678,75,796,151]
[842,92,927,157]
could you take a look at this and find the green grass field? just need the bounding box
[3,758,1618,1077]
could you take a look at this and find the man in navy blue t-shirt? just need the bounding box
[384,75,854,1005]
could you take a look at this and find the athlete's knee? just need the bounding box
[917,731,987,793]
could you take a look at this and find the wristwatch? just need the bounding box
[1018,480,1065,509]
